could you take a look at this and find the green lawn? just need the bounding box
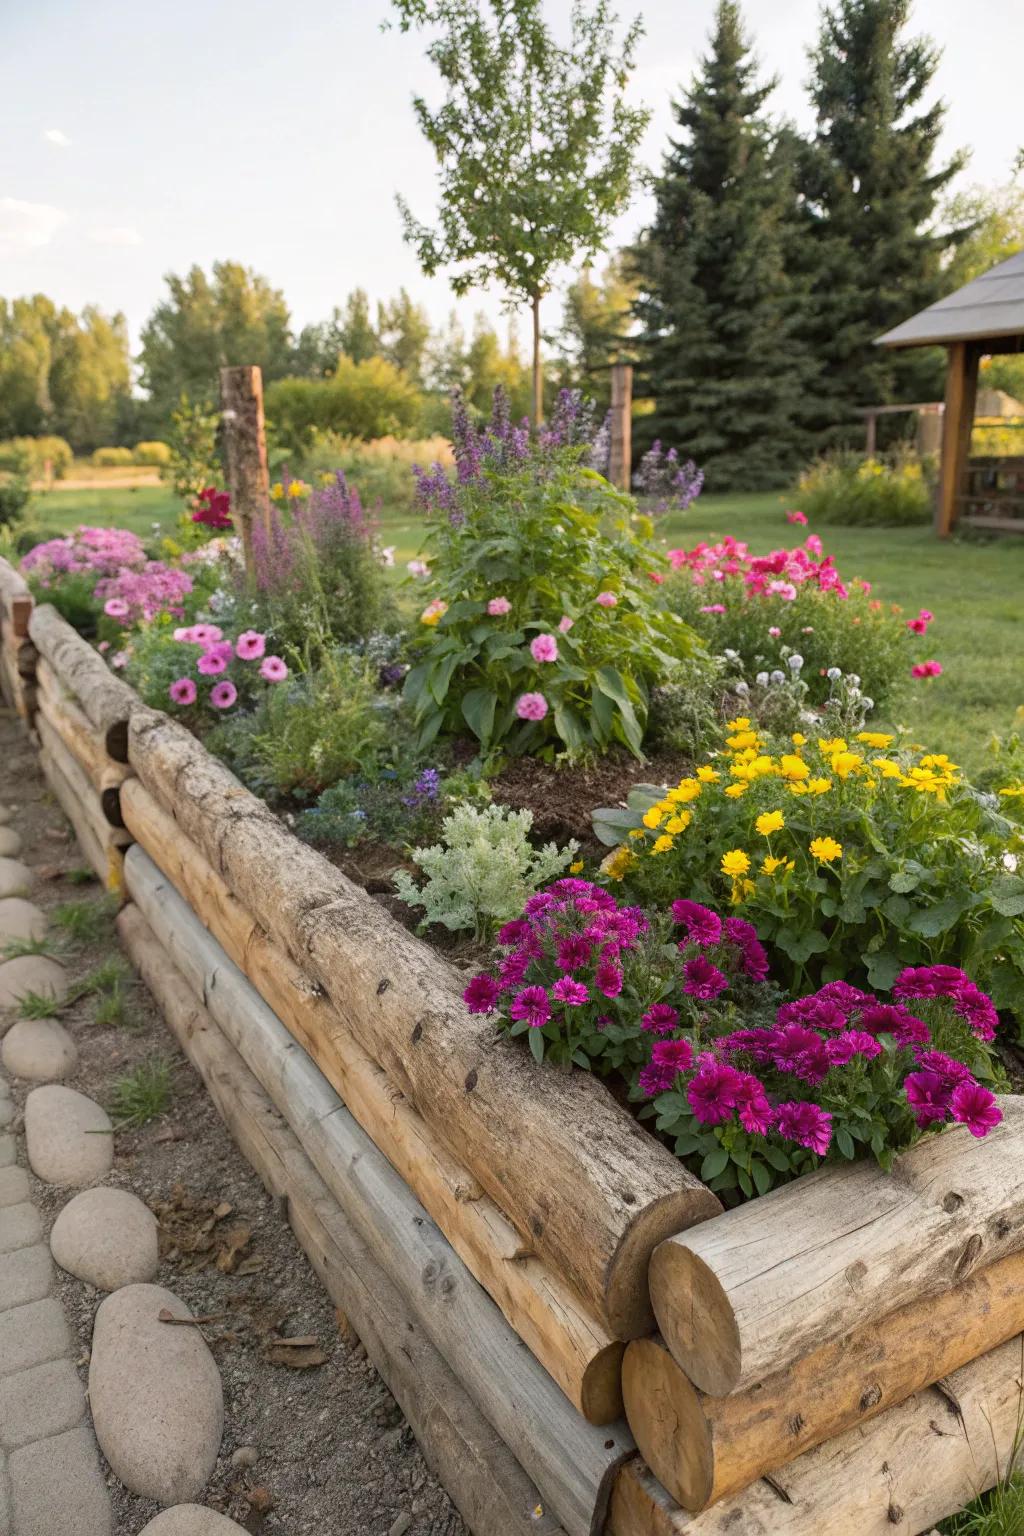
[19,484,1024,775]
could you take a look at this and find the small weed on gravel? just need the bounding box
[52,896,116,945]
[1,936,60,961]
[15,989,62,1020]
[70,955,131,1001]
[109,1055,174,1128]
[64,866,98,886]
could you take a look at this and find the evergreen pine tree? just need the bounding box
[632,1,812,490]
[797,0,966,441]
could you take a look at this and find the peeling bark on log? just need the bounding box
[650,1102,1024,1396]
[116,894,632,1536]
[116,904,568,1536]
[126,707,720,1337]
[37,662,131,826]
[624,1246,1024,1510]
[609,1334,1024,1535]
[28,604,136,761]
[120,804,623,1422]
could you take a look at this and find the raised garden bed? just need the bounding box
[3,563,1024,1536]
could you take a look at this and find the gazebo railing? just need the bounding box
[958,454,1024,533]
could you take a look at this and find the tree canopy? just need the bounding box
[0,296,132,451]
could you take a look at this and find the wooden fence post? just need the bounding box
[608,364,633,491]
[936,342,980,537]
[219,365,271,580]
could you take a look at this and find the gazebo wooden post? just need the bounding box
[936,342,980,537]
[608,363,633,491]
[220,365,271,582]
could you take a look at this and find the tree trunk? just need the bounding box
[532,293,543,426]
[116,904,568,1536]
[219,364,271,582]
[650,1103,1024,1396]
[609,1335,1024,1535]
[126,707,719,1338]
[120,817,624,1424]
[624,1247,1024,1511]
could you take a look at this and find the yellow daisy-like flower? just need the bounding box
[270,482,285,501]
[779,754,810,781]
[651,834,675,854]
[697,765,720,783]
[872,757,904,780]
[569,860,584,874]
[628,828,646,839]
[665,812,692,834]
[727,730,761,752]
[642,806,664,829]
[755,810,785,836]
[857,731,894,749]
[830,750,864,780]
[725,783,748,799]
[808,777,832,795]
[748,755,777,780]
[788,782,810,796]
[726,717,752,731]
[762,855,786,874]
[730,877,756,904]
[601,846,636,881]
[721,849,751,877]
[667,779,702,803]
[809,836,843,863]
[818,737,848,756]
[1000,784,1024,800]
[287,479,308,499]
[791,732,807,746]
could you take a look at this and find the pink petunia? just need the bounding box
[530,634,559,663]
[235,629,266,660]
[197,650,228,675]
[699,603,726,614]
[487,596,512,616]
[259,656,289,682]
[595,591,618,607]
[647,571,665,585]
[558,616,574,633]
[907,617,928,634]
[103,597,130,619]
[804,534,823,556]
[189,624,223,646]
[768,626,781,637]
[911,660,942,678]
[209,680,238,710]
[552,976,589,1007]
[515,692,548,722]
[169,677,197,706]
[786,510,808,525]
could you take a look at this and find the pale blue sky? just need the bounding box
[1,0,1022,352]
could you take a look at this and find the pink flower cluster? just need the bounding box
[911,659,942,678]
[166,625,289,714]
[192,487,232,530]
[21,526,147,582]
[94,563,194,627]
[906,608,933,636]
[666,535,849,600]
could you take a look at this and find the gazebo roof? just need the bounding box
[877,250,1024,349]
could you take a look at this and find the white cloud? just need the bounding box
[88,225,142,247]
[0,197,67,251]
[44,128,71,148]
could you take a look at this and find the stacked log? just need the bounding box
[115,893,634,1536]
[0,557,36,719]
[28,603,136,761]
[125,704,721,1340]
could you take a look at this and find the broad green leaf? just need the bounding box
[528,1029,545,1065]
[461,687,497,745]
[700,1145,729,1181]
[906,892,971,938]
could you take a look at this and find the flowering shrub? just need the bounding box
[393,804,578,939]
[794,452,933,527]
[595,719,1024,1021]
[192,486,232,531]
[641,964,1005,1197]
[298,762,490,853]
[635,440,704,514]
[404,389,699,760]
[94,564,194,629]
[462,880,769,1068]
[661,535,927,713]
[121,621,288,720]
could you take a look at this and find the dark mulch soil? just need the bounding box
[490,747,693,847]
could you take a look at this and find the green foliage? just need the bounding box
[298,433,453,513]
[1,936,59,961]
[266,356,423,452]
[299,762,490,853]
[0,436,73,479]
[52,898,116,945]
[70,956,132,1001]
[109,1056,174,1128]
[133,441,171,466]
[559,257,638,411]
[0,297,132,451]
[29,569,102,634]
[391,0,649,411]
[165,394,221,504]
[64,867,98,886]
[207,654,392,801]
[794,453,933,527]
[633,2,813,489]
[941,178,1024,291]
[643,664,728,759]
[392,802,577,938]
[405,404,699,761]
[0,474,30,528]
[291,288,433,387]
[15,990,61,1020]
[92,445,134,467]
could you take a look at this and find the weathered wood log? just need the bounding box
[126,707,720,1337]
[116,893,633,1536]
[28,604,136,761]
[220,364,271,580]
[0,557,31,637]
[650,1100,1024,1397]
[37,716,130,893]
[624,1245,1024,1510]
[37,663,132,827]
[610,1334,1024,1536]
[39,744,113,886]
[119,810,623,1423]
[116,905,567,1536]
[2,619,37,681]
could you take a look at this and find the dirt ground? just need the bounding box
[1,715,468,1536]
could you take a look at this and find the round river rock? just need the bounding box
[90,1283,224,1505]
[2,1017,78,1081]
[0,857,31,900]
[0,897,47,943]
[0,827,22,859]
[51,1186,159,1290]
[0,954,68,1010]
[24,1084,113,1186]
[139,1508,248,1535]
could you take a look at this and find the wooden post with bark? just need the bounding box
[609,363,633,490]
[219,364,271,579]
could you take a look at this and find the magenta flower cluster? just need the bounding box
[666,534,850,599]
[94,563,194,627]
[21,526,147,582]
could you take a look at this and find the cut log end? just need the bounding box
[581,1341,627,1427]
[105,718,130,764]
[649,1240,740,1397]
[606,1188,722,1341]
[622,1337,714,1512]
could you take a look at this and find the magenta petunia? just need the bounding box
[552,976,589,1007]
[530,633,559,663]
[641,1002,680,1035]
[497,951,531,991]
[509,985,551,1030]
[209,680,238,710]
[235,629,266,660]
[775,1100,832,1155]
[682,955,729,1000]
[596,959,624,999]
[497,918,530,947]
[463,974,499,1014]
[735,1072,774,1134]
[197,649,228,676]
[103,597,129,619]
[651,1038,694,1074]
[556,934,592,972]
[904,1069,951,1127]
[259,655,289,682]
[687,1060,742,1125]
[168,677,197,706]
[638,1060,677,1098]
[671,900,722,947]
[950,1081,1002,1137]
